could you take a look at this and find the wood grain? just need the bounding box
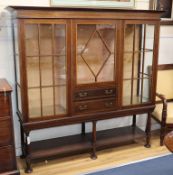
[0,79,19,174]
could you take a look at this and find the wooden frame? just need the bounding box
[152,64,173,146]
[50,0,135,9]
[8,6,162,173]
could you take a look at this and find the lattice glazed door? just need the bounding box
[122,22,157,106]
[75,22,117,85]
[24,20,68,120]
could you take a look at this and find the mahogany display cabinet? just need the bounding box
[8,6,162,173]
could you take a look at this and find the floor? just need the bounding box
[17,132,169,175]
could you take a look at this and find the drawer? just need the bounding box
[74,88,116,101]
[74,98,116,114]
[0,94,10,117]
[0,117,12,146]
[0,146,16,172]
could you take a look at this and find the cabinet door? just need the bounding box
[24,20,68,120]
[73,20,117,87]
[122,21,158,106]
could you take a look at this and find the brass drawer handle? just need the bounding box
[105,89,113,95]
[105,102,113,108]
[79,104,88,111]
[78,92,88,98]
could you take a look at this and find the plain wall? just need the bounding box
[0,0,173,156]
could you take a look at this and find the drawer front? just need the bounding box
[74,88,116,101]
[0,94,11,117]
[0,117,12,146]
[0,146,16,173]
[74,98,116,114]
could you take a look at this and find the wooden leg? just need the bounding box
[132,115,136,127]
[25,157,33,173]
[91,121,97,160]
[160,125,166,146]
[81,122,86,136]
[20,123,26,159]
[145,113,151,148]
[25,132,33,173]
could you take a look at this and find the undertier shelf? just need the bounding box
[30,126,145,160]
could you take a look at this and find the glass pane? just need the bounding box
[123,53,133,79]
[17,85,22,113]
[123,53,140,79]
[97,24,115,53]
[77,56,95,84]
[40,25,52,55]
[40,57,53,86]
[97,54,115,82]
[26,57,40,87]
[42,87,54,116]
[28,89,41,118]
[81,31,110,75]
[144,52,153,75]
[145,25,155,51]
[54,56,66,85]
[77,24,115,84]
[135,25,142,51]
[77,24,96,53]
[132,79,140,105]
[123,80,132,106]
[55,86,66,115]
[54,24,66,55]
[124,24,141,52]
[25,24,39,56]
[142,78,151,103]
[124,24,133,52]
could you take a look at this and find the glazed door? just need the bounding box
[23,20,69,120]
[122,21,159,107]
[73,20,117,86]
[72,20,119,114]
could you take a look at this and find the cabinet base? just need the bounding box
[23,126,145,173]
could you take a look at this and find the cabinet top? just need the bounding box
[0,79,12,92]
[7,6,163,20]
[7,6,162,13]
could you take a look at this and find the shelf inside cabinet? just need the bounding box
[30,126,144,160]
[123,96,150,106]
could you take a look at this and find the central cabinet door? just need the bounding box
[72,20,118,114]
[24,20,69,120]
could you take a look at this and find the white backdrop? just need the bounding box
[0,0,173,156]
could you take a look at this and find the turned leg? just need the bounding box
[25,157,33,173]
[91,121,97,160]
[160,125,166,146]
[20,123,26,159]
[132,114,136,127]
[145,113,151,148]
[25,132,33,173]
[81,122,86,136]
[132,115,137,138]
